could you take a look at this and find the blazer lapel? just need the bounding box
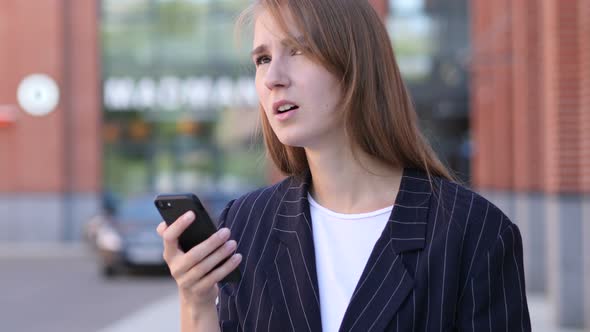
[263,173,323,332]
[339,168,432,332]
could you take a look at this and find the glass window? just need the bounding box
[388,0,471,182]
[101,0,264,200]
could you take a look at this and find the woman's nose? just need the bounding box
[264,59,290,90]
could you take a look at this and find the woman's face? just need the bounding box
[252,9,344,149]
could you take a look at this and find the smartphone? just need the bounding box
[154,193,241,283]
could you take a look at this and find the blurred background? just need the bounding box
[0,0,588,331]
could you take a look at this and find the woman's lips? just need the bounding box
[272,100,299,114]
[275,107,299,121]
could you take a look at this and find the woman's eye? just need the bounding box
[255,55,271,66]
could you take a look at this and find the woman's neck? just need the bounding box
[305,143,403,214]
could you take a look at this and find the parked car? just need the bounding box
[84,194,167,277]
[84,191,236,277]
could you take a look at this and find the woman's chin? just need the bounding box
[276,134,308,148]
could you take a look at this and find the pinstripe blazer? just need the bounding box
[216,168,531,331]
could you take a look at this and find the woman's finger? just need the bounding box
[156,221,167,236]
[179,246,241,291]
[186,228,231,263]
[162,211,195,260]
[172,228,231,277]
[199,253,242,287]
[192,240,237,278]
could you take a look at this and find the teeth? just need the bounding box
[278,104,296,112]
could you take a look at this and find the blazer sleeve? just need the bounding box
[215,199,243,331]
[456,223,531,331]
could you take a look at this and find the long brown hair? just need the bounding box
[236,0,454,182]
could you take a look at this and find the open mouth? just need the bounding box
[277,105,299,113]
[273,100,300,116]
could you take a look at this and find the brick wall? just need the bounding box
[0,0,66,192]
[580,0,590,190]
[65,0,102,193]
[470,0,590,194]
[0,0,100,193]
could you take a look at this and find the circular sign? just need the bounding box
[17,74,60,116]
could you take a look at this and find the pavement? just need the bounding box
[0,243,91,258]
[528,295,586,332]
[98,292,180,332]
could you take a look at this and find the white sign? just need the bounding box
[104,76,258,113]
[17,74,60,116]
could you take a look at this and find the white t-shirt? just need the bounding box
[308,193,392,332]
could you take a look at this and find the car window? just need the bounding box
[117,198,160,222]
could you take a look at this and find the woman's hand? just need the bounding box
[156,211,242,318]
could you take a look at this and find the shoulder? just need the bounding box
[431,176,513,238]
[426,175,521,273]
[217,175,300,230]
[403,169,513,238]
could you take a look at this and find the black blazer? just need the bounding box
[216,168,531,331]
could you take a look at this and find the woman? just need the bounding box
[157,0,531,331]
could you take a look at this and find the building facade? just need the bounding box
[0,0,101,242]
